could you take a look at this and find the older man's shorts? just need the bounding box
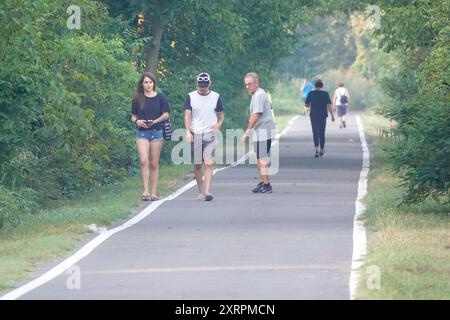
[253,139,272,161]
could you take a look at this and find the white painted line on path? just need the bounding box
[349,115,369,299]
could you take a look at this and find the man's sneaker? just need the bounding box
[261,183,272,193]
[319,149,325,157]
[314,151,320,158]
[252,182,264,193]
[205,193,214,201]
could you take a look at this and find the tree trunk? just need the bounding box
[145,13,163,74]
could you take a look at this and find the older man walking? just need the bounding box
[242,72,276,193]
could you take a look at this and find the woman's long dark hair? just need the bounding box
[132,72,157,109]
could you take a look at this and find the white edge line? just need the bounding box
[1,115,299,300]
[349,115,369,300]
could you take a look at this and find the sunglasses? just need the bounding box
[197,76,210,82]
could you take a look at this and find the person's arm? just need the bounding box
[131,100,149,128]
[212,112,224,133]
[328,103,335,122]
[241,113,261,141]
[242,93,264,141]
[183,95,193,143]
[184,110,193,143]
[326,92,334,121]
[332,92,337,110]
[304,94,311,115]
[245,113,261,132]
[346,89,351,109]
[304,103,310,115]
[152,112,169,124]
[150,94,170,125]
[131,114,149,128]
[212,97,224,133]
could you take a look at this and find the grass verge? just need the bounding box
[356,109,450,299]
[0,164,192,292]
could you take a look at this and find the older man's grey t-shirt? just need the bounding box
[249,88,275,141]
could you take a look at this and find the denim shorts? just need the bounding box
[136,129,163,142]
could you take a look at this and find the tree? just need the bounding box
[277,14,357,78]
[0,0,140,206]
[104,0,306,133]
[372,0,450,202]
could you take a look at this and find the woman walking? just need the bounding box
[332,82,351,129]
[131,72,170,201]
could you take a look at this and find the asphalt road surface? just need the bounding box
[10,114,364,300]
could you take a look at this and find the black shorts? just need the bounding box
[191,132,216,164]
[253,139,272,160]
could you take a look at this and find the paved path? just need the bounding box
[9,114,364,300]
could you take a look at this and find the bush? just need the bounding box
[0,185,38,229]
[379,27,450,203]
[0,0,140,203]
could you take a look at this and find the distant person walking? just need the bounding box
[131,72,170,201]
[242,72,276,193]
[300,78,314,102]
[332,82,351,128]
[305,79,335,158]
[184,72,224,201]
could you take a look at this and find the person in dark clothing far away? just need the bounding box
[304,79,335,158]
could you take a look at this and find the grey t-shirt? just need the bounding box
[249,88,275,141]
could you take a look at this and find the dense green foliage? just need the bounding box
[373,0,450,203]
[0,0,142,218]
[105,0,304,135]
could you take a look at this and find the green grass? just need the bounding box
[0,164,193,292]
[273,114,297,132]
[356,110,450,299]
